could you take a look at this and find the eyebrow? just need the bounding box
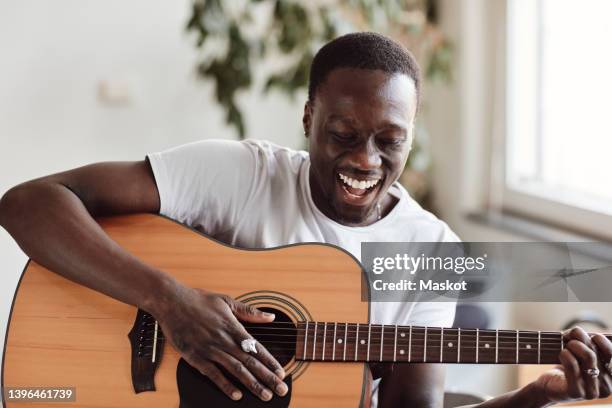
[326,115,408,134]
[377,122,407,133]
[326,115,357,126]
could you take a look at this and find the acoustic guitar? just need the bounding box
[1,214,603,407]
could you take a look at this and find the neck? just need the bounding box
[295,322,609,365]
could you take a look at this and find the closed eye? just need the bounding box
[378,136,407,148]
[331,132,357,143]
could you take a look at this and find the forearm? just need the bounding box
[473,382,552,408]
[0,181,177,315]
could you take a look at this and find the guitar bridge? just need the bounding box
[128,309,165,393]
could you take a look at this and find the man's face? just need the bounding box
[304,68,417,226]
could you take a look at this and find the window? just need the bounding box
[504,0,612,238]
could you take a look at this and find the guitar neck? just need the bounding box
[296,322,612,365]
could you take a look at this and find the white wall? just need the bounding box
[0,0,304,386]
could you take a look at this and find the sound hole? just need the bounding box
[243,307,296,367]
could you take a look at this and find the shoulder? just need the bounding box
[149,138,307,174]
[243,139,308,173]
[391,183,460,242]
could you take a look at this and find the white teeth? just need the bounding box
[338,173,380,189]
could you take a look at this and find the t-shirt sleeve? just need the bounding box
[147,139,259,235]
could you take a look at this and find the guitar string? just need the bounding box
[143,330,572,347]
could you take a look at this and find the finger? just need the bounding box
[190,359,243,401]
[213,350,274,401]
[567,340,599,399]
[228,319,285,379]
[254,341,286,379]
[566,327,596,352]
[226,297,275,323]
[599,372,612,398]
[559,348,585,399]
[592,334,612,397]
[235,348,288,397]
[592,334,612,366]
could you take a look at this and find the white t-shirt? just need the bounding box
[148,139,458,406]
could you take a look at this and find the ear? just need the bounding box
[302,101,312,138]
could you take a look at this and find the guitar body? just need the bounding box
[3,214,370,407]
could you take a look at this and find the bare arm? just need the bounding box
[0,161,288,402]
[0,161,166,311]
[378,364,446,407]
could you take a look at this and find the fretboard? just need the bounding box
[295,322,610,364]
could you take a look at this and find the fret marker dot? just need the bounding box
[338,339,343,344]
[400,333,406,338]
[448,342,453,348]
[399,349,405,355]
[360,339,366,345]
[526,344,531,349]
[485,343,490,348]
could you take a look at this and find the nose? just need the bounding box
[347,139,382,171]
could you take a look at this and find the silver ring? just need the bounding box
[586,367,600,378]
[241,338,258,354]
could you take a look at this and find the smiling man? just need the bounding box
[2,32,612,407]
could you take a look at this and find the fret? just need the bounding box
[367,324,372,361]
[312,322,318,360]
[440,327,444,363]
[332,322,337,361]
[322,322,327,361]
[495,329,498,363]
[457,328,461,363]
[537,331,541,364]
[303,321,309,360]
[355,323,360,361]
[408,326,413,362]
[476,328,479,363]
[423,326,428,362]
[394,324,398,362]
[380,325,385,362]
[515,329,519,364]
[407,326,427,363]
[343,323,348,361]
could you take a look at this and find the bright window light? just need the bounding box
[507,0,612,216]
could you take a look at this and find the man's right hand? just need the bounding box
[152,285,288,402]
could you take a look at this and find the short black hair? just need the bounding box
[308,32,421,104]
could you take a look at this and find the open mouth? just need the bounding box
[336,172,382,204]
